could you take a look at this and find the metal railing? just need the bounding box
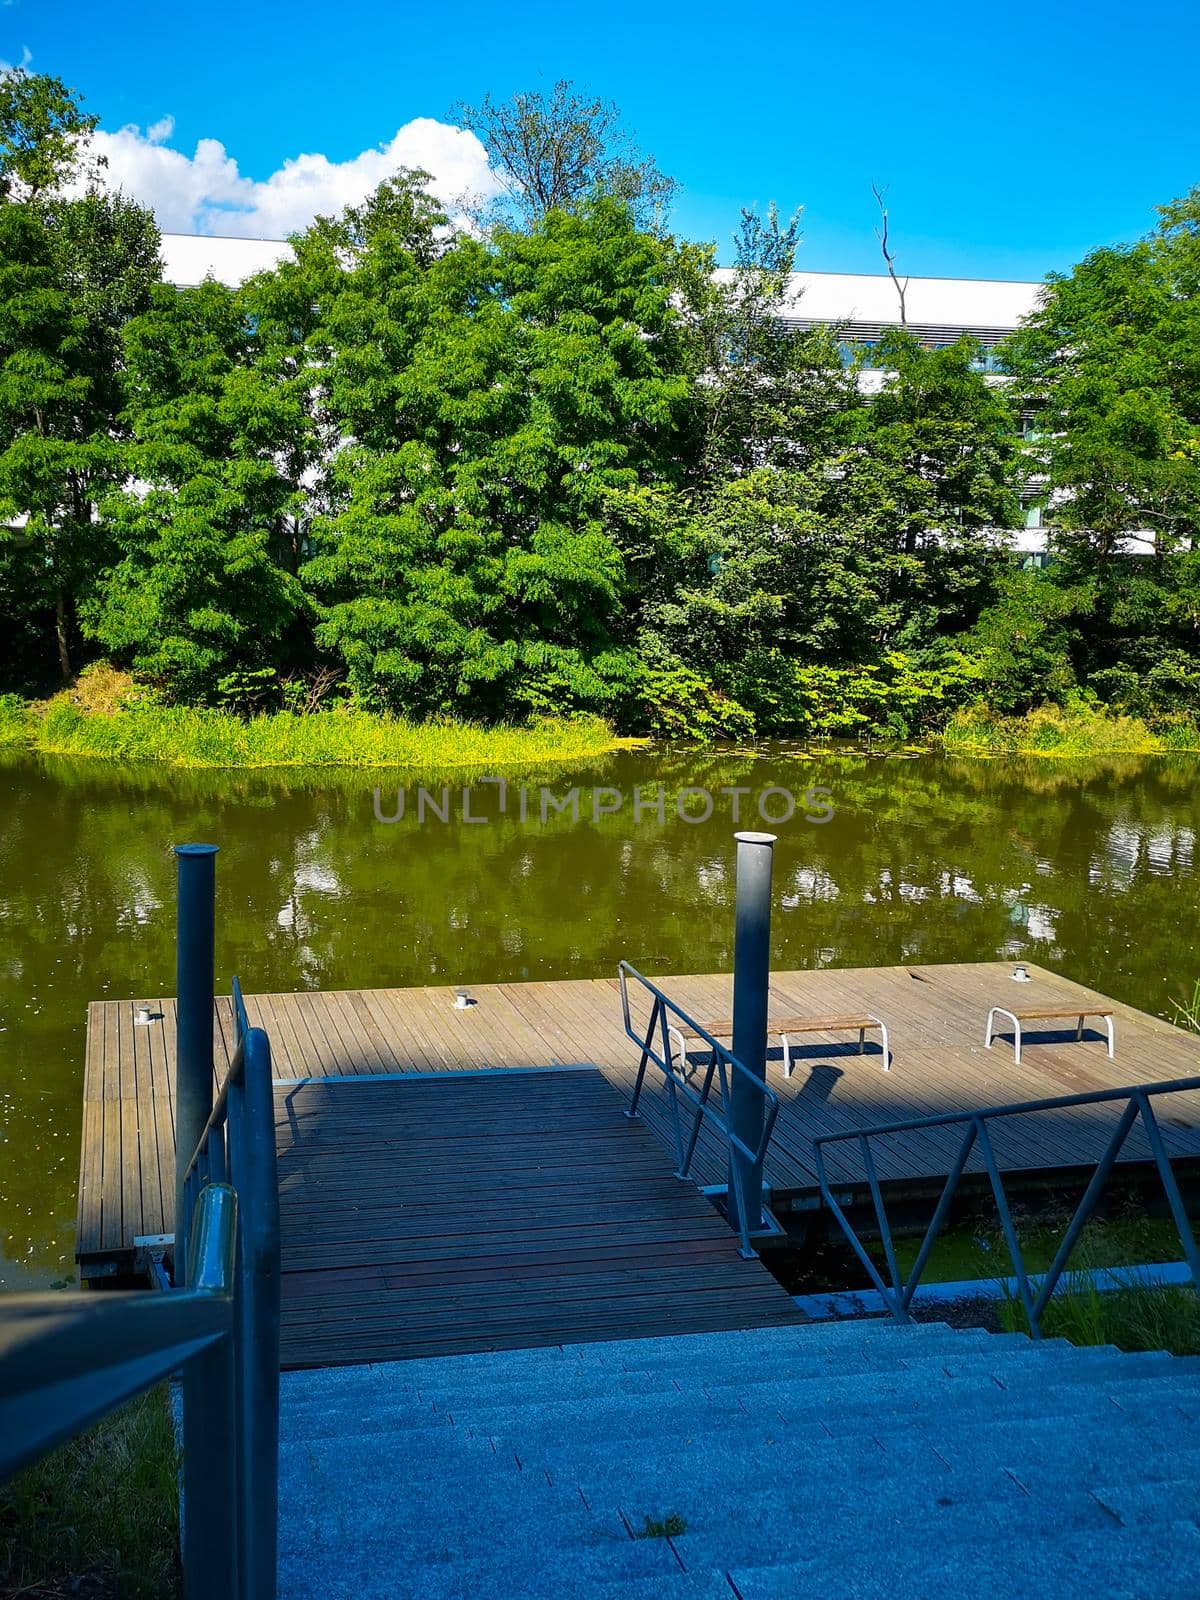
[0,980,280,1600]
[177,977,281,1600]
[618,961,781,1257]
[813,1073,1200,1338]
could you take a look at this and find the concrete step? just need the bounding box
[280,1545,734,1600]
[276,1325,1007,1415]
[1091,1476,1200,1526]
[277,1512,684,1599]
[393,1354,1200,1447]
[725,1521,1200,1600]
[279,1320,976,1395]
[573,1423,1197,1512]
[394,1336,1056,1409]
[279,1363,1200,1487]
[277,1402,1197,1539]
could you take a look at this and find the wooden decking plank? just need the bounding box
[78,961,1200,1281]
[361,985,441,1071]
[255,993,310,1080]
[275,1068,800,1367]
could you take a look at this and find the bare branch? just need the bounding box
[871,181,909,328]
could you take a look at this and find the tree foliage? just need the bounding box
[0,70,1197,739]
[454,81,677,232]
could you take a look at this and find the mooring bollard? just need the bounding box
[729,830,776,1235]
[174,843,218,1282]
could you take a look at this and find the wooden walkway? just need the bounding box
[276,1068,801,1367]
[77,961,1200,1276]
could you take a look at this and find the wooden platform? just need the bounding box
[77,961,1200,1277]
[276,1068,801,1367]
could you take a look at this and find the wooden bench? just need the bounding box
[984,1005,1115,1066]
[672,1013,890,1078]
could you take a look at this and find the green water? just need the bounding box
[3,745,1200,1290]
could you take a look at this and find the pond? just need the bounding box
[3,745,1200,1290]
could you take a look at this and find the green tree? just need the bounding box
[0,73,160,686]
[303,188,697,717]
[1001,189,1200,708]
[0,68,97,201]
[454,81,676,232]
[83,278,305,703]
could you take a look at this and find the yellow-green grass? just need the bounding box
[941,703,1200,757]
[0,1385,180,1599]
[1,695,635,770]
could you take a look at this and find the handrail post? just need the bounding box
[175,843,219,1284]
[730,831,776,1236]
[181,1184,238,1600]
[231,1027,281,1600]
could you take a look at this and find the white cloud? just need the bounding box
[82,115,499,238]
[0,46,32,74]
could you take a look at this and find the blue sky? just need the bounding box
[6,0,1199,279]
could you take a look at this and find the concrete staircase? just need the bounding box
[277,1320,1200,1599]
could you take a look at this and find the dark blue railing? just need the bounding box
[618,961,781,1257]
[0,981,280,1600]
[814,1073,1200,1337]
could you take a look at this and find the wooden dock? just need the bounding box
[78,961,1200,1282]
[275,1068,801,1367]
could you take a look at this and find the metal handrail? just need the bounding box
[618,961,781,1257]
[179,978,252,1198]
[0,1184,236,1481]
[813,1072,1200,1338]
[178,978,281,1600]
[0,981,280,1600]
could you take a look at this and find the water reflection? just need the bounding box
[2,747,1200,1287]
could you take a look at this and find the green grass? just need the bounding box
[883,1210,1200,1355]
[0,692,30,748]
[889,1212,1188,1284]
[0,1385,180,1599]
[999,1276,1200,1355]
[632,1513,688,1539]
[940,703,1200,757]
[8,698,630,770]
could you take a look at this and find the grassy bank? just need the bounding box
[941,703,1200,756]
[0,688,630,771]
[890,1212,1200,1356]
[999,1276,1200,1355]
[0,1385,179,1599]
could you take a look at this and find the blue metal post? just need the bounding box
[182,1183,239,1600]
[175,843,218,1283]
[729,830,776,1233]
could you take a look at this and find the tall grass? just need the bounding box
[941,703,1200,756]
[14,698,628,770]
[0,1385,180,1599]
[0,692,30,748]
[999,1274,1200,1356]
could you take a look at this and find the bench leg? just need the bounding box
[1105,1015,1115,1058]
[858,1027,865,1053]
[667,1025,688,1080]
[986,1007,1021,1065]
[864,1013,890,1071]
[779,1033,792,1080]
[1077,1014,1084,1041]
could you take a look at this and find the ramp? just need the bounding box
[274,1067,800,1368]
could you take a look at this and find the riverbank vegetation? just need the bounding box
[941,704,1200,757]
[0,1386,179,1599]
[0,670,624,768]
[2,73,1199,747]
